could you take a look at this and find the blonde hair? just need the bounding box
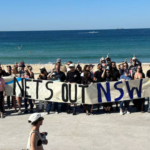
[12,66,18,74]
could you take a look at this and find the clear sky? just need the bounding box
[0,0,150,31]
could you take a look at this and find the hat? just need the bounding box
[107,57,111,61]
[89,64,94,68]
[77,64,81,68]
[40,67,45,70]
[101,57,105,61]
[124,69,129,74]
[132,57,136,60]
[28,113,45,123]
[56,58,61,63]
[69,63,75,68]
[19,62,25,67]
[52,72,56,76]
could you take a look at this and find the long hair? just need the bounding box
[83,65,89,72]
[136,64,143,73]
[12,67,18,74]
[83,70,90,84]
[110,61,118,71]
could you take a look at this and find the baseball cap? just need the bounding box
[52,72,56,76]
[28,113,45,123]
[132,57,136,60]
[40,67,45,70]
[56,58,61,63]
[69,63,75,68]
[124,69,129,74]
[101,57,105,61]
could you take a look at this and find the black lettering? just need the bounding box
[33,79,42,99]
[62,83,68,102]
[45,81,53,100]
[13,77,24,97]
[79,85,88,103]
[69,84,77,103]
[25,79,32,98]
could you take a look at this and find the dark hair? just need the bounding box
[83,70,91,84]
[83,65,89,72]
[27,65,31,68]
[68,61,72,64]
[110,61,117,71]
[40,68,46,74]
[28,117,44,126]
[136,64,143,73]
[123,62,129,69]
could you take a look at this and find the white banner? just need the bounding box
[4,77,150,104]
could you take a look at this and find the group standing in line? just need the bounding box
[0,55,150,118]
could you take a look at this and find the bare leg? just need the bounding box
[16,97,21,110]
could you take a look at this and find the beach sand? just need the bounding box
[2,63,150,79]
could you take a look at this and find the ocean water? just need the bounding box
[0,29,150,64]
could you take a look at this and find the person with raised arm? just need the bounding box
[38,67,48,112]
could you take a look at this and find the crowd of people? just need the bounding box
[0,55,150,118]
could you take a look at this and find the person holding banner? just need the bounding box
[94,64,104,112]
[133,65,145,112]
[0,68,6,118]
[119,70,132,115]
[110,62,120,111]
[11,66,21,113]
[81,70,93,115]
[38,67,48,112]
[101,67,113,114]
[66,63,81,115]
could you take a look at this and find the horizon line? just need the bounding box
[0,27,150,32]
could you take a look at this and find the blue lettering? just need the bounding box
[125,79,143,99]
[97,82,111,103]
[114,81,124,101]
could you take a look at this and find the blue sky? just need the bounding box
[0,0,150,31]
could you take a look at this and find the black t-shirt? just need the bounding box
[146,70,150,78]
[111,69,120,81]
[66,70,81,84]
[1,70,8,76]
[94,70,103,82]
[55,71,66,82]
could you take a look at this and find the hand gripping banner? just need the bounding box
[4,77,150,104]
